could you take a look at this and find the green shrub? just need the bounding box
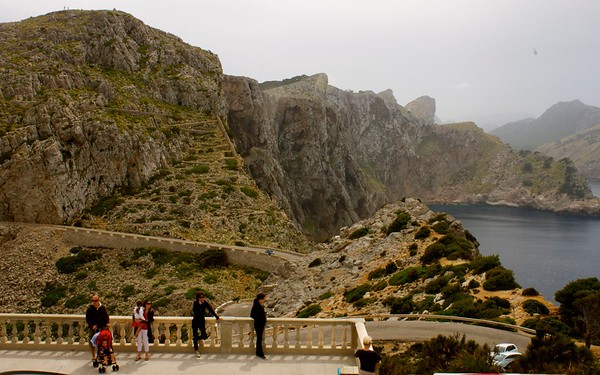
[522,287,540,296]
[523,299,550,315]
[186,165,209,174]
[353,297,376,308]
[483,296,511,309]
[372,280,388,292]
[469,255,501,274]
[41,282,68,308]
[145,267,159,279]
[296,304,322,318]
[483,267,519,291]
[414,226,431,239]
[425,275,451,294]
[467,279,480,289]
[64,294,88,309]
[385,261,398,275]
[240,186,258,198]
[319,291,333,300]
[204,274,219,284]
[55,249,102,274]
[89,195,124,216]
[389,267,425,286]
[349,227,369,239]
[384,295,415,314]
[368,267,386,280]
[386,211,412,235]
[521,316,572,337]
[428,213,447,224]
[408,243,418,256]
[225,159,238,170]
[344,284,372,303]
[421,235,474,264]
[431,220,451,234]
[122,285,137,299]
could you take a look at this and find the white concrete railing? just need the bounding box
[0,314,364,355]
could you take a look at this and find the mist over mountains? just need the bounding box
[491,100,600,180]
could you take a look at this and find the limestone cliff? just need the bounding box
[0,10,224,224]
[224,74,600,240]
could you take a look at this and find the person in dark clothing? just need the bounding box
[85,294,109,366]
[192,291,221,357]
[250,292,267,359]
[354,336,381,375]
[145,301,155,344]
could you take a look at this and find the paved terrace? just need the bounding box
[0,314,364,375]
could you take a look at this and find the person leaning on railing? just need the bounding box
[354,336,381,375]
[85,294,109,367]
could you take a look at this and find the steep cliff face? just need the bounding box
[224,74,599,239]
[0,10,224,223]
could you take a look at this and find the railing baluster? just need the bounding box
[0,318,7,344]
[23,320,30,344]
[10,319,17,344]
[331,322,337,349]
[317,323,324,349]
[79,320,86,345]
[295,324,301,349]
[45,322,51,344]
[68,322,74,344]
[175,323,183,346]
[271,322,278,349]
[283,323,290,349]
[56,321,63,344]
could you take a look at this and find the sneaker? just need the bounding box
[195,350,201,358]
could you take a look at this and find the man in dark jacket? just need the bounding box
[192,291,221,357]
[250,293,267,359]
[85,294,109,366]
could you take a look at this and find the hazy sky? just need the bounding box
[2,0,599,128]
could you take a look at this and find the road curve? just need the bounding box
[218,302,533,352]
[366,320,532,350]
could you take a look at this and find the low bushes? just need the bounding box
[483,266,519,291]
[296,304,322,318]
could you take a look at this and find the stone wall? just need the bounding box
[57,226,300,274]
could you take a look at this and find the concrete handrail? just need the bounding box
[0,313,363,355]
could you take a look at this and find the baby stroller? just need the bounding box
[91,327,119,373]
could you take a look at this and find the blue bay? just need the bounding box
[430,180,600,304]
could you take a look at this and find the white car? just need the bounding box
[490,342,518,358]
[492,351,522,370]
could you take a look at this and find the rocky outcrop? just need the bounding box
[0,10,224,224]
[224,74,599,239]
[266,199,556,323]
[405,95,436,124]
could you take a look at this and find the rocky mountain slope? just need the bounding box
[536,124,600,181]
[491,100,600,180]
[491,100,600,150]
[0,10,559,324]
[224,74,600,239]
[1,11,598,243]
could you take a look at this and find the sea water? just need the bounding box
[429,198,600,303]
